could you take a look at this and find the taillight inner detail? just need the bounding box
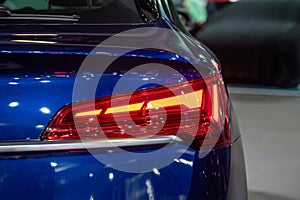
[41,75,230,150]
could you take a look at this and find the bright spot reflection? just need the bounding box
[50,162,58,167]
[8,102,19,107]
[35,125,45,130]
[8,82,18,85]
[40,107,51,114]
[179,158,193,167]
[40,80,50,83]
[152,168,160,176]
[145,179,154,200]
[109,173,114,181]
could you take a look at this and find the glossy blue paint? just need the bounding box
[0,144,230,200]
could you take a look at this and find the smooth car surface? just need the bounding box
[0,0,247,199]
[197,0,300,87]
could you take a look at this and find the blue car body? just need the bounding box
[0,0,247,199]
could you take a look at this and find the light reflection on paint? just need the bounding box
[179,158,193,167]
[152,168,160,176]
[8,82,18,85]
[8,102,19,107]
[145,179,154,200]
[50,162,58,167]
[35,125,45,130]
[40,80,51,83]
[40,107,51,114]
[109,173,114,181]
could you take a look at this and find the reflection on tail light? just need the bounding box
[41,74,230,150]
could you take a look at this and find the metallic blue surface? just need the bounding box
[0,144,230,200]
[0,73,74,140]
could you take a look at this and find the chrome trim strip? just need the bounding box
[228,86,300,97]
[0,16,78,22]
[0,136,182,153]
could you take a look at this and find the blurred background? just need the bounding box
[173,0,300,199]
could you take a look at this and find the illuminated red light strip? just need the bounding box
[74,90,203,117]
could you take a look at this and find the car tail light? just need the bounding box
[41,74,230,150]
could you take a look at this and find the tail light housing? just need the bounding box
[41,74,230,150]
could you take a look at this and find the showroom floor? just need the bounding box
[229,88,300,200]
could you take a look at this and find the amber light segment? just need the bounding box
[75,109,102,117]
[105,103,144,114]
[147,90,203,109]
[212,84,220,122]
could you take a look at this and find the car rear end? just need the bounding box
[0,0,247,199]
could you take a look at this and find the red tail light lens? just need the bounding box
[42,74,230,150]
